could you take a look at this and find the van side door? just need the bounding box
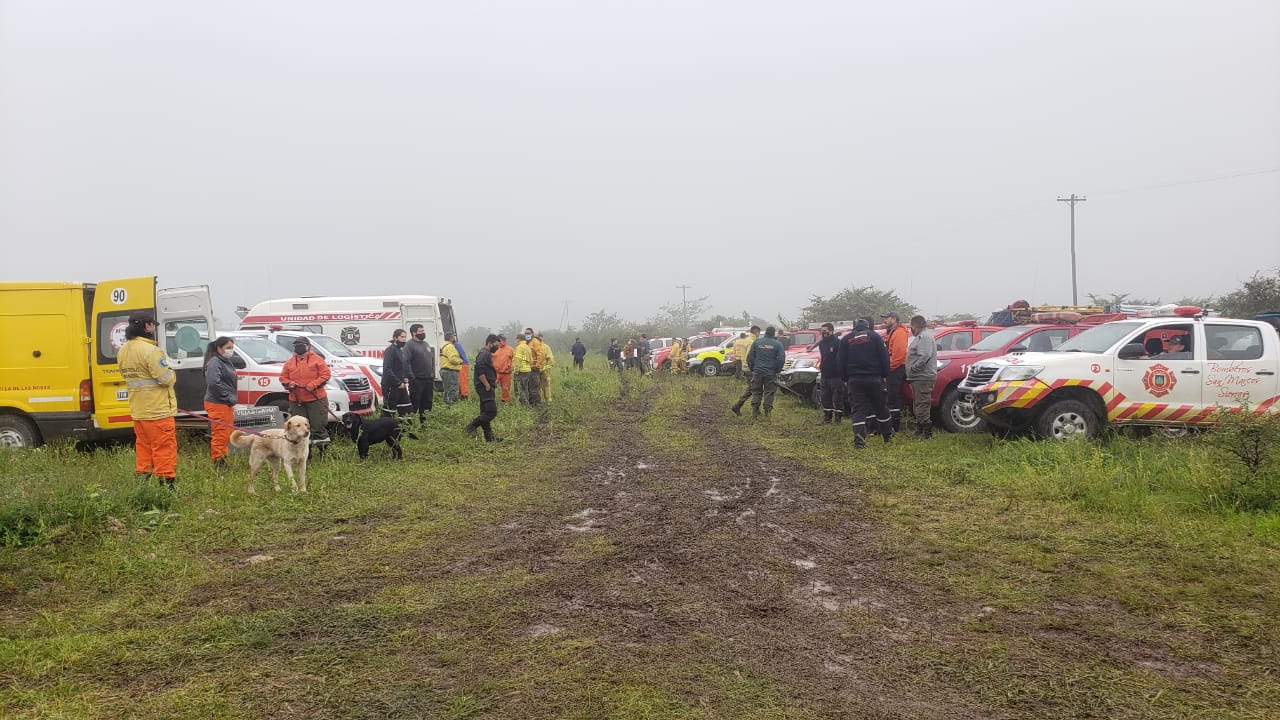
[158,285,216,413]
[89,276,157,431]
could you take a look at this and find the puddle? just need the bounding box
[527,622,563,638]
[791,559,816,570]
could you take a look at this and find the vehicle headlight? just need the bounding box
[997,365,1043,381]
[936,359,951,370]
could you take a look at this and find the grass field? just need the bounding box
[2,365,1278,719]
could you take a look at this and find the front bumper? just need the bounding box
[958,379,1051,419]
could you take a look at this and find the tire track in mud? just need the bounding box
[471,381,1011,719]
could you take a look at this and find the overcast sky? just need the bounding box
[2,1,1277,330]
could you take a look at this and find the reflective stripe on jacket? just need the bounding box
[118,337,177,420]
[513,341,534,373]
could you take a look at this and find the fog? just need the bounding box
[2,0,1277,331]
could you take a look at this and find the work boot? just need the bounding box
[763,407,772,419]
[751,406,761,420]
[160,477,176,490]
[730,402,743,417]
[920,422,933,440]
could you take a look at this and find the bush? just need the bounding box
[1202,407,1280,511]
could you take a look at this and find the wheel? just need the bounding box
[1034,399,1098,441]
[265,397,291,413]
[0,414,41,449]
[701,359,721,377]
[939,388,986,434]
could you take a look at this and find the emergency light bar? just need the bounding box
[1134,305,1202,318]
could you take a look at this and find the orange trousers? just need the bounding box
[459,365,470,399]
[497,372,512,402]
[133,416,177,479]
[204,401,235,461]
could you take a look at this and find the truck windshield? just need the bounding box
[236,336,293,364]
[969,326,1030,352]
[1055,322,1143,353]
[306,335,358,357]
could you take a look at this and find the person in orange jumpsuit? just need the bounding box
[492,334,515,402]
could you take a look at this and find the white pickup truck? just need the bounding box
[956,311,1279,439]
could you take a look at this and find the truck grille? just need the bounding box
[342,376,371,392]
[963,364,997,386]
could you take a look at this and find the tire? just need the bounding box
[0,414,41,449]
[939,387,986,434]
[701,359,721,377]
[265,397,291,413]
[1034,399,1098,441]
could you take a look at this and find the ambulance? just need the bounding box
[237,295,456,380]
[0,277,215,448]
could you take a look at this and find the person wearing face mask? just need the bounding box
[439,332,463,405]
[280,335,332,446]
[405,323,435,422]
[117,310,179,488]
[203,336,239,466]
[381,329,414,417]
[465,334,503,442]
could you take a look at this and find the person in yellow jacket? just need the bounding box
[732,327,759,378]
[512,334,539,405]
[533,333,555,402]
[117,310,179,488]
[439,333,464,406]
[671,338,687,374]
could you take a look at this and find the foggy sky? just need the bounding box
[2,1,1278,331]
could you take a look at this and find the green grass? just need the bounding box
[2,369,1278,718]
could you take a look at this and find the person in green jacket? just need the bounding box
[734,326,786,419]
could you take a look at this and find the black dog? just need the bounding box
[341,412,415,460]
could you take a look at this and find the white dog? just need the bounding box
[228,415,311,493]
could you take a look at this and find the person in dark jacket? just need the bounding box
[465,334,502,442]
[837,318,893,447]
[381,330,414,417]
[405,323,435,422]
[812,322,847,425]
[203,336,239,465]
[571,338,587,370]
[607,338,624,371]
[733,326,786,419]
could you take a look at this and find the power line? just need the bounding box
[1089,167,1279,196]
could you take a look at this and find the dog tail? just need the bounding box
[229,430,254,448]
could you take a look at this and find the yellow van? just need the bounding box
[0,277,213,448]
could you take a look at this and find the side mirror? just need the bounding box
[1118,342,1146,360]
[230,354,246,369]
[1009,344,1027,353]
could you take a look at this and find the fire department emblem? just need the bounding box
[340,326,361,345]
[1142,363,1177,398]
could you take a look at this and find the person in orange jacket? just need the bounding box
[491,334,515,402]
[279,336,332,445]
[882,311,909,433]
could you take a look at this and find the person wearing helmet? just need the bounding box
[117,311,179,488]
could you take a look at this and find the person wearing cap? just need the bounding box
[882,311,909,434]
[279,335,332,445]
[905,315,938,439]
[117,310,179,487]
[492,335,515,402]
[571,337,587,370]
[1161,334,1193,360]
[837,317,893,448]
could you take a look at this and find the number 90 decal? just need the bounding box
[110,288,128,304]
